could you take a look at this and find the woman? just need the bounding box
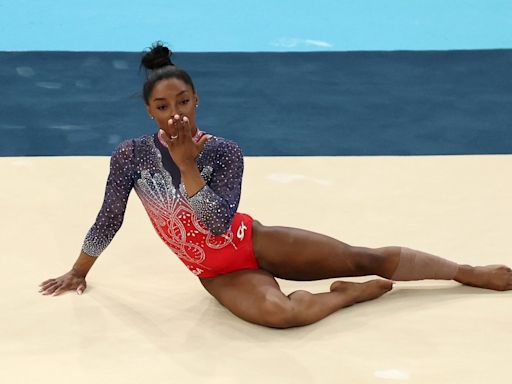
[39,42,512,328]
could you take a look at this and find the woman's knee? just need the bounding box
[258,293,297,329]
[258,290,317,328]
[353,246,401,277]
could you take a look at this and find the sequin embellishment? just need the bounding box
[81,132,245,276]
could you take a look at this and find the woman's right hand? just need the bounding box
[39,270,87,296]
[161,115,209,170]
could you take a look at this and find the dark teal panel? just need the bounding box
[1,50,511,156]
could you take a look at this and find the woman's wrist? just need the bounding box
[177,160,197,173]
[70,267,87,278]
[70,250,97,278]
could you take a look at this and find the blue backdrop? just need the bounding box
[1,50,511,156]
[1,1,511,156]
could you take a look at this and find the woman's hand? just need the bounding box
[39,270,87,296]
[160,114,209,170]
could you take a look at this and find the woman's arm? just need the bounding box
[39,140,135,296]
[160,117,243,236]
[81,139,135,256]
[72,250,98,277]
[180,139,244,235]
[39,250,96,296]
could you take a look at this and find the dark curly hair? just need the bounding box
[140,41,196,104]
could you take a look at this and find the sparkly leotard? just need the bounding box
[82,131,259,278]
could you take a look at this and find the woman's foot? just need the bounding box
[330,279,393,305]
[455,264,512,291]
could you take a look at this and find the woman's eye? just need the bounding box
[180,99,190,105]
[157,105,167,110]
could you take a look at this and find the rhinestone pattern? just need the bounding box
[81,132,244,258]
[82,139,135,257]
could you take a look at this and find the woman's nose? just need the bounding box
[168,106,182,118]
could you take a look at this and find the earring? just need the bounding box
[195,104,199,108]
[149,115,154,120]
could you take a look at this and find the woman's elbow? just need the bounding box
[208,215,234,236]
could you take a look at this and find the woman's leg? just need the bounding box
[252,222,512,291]
[199,269,393,329]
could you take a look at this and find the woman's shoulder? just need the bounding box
[202,134,242,155]
[113,134,154,153]
[197,134,243,173]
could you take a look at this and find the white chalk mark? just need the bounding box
[75,79,92,88]
[48,124,87,131]
[304,39,333,48]
[16,66,35,77]
[268,173,306,183]
[36,82,62,89]
[271,37,333,49]
[112,60,129,70]
[271,37,301,48]
[0,124,26,130]
[374,369,410,380]
[310,177,333,186]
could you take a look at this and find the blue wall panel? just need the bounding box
[1,50,511,156]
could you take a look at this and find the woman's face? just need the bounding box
[146,77,199,134]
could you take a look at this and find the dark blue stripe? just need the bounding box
[1,50,511,156]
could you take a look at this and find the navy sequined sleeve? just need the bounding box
[82,140,135,256]
[179,138,243,236]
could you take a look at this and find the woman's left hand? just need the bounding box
[160,114,209,170]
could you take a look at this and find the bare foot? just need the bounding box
[330,279,393,305]
[455,264,512,291]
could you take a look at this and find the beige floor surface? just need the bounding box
[1,155,511,384]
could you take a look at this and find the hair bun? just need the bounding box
[141,41,174,70]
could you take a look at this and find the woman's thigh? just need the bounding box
[251,221,395,280]
[199,268,294,328]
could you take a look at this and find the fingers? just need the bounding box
[159,129,173,147]
[39,279,57,293]
[167,114,183,129]
[39,278,55,287]
[181,116,192,138]
[167,114,192,142]
[166,115,180,138]
[39,280,63,295]
[52,285,67,296]
[197,134,209,151]
[39,277,85,296]
[176,117,188,141]
[76,282,87,295]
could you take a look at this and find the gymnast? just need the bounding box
[39,42,512,328]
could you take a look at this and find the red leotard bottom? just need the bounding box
[178,213,260,278]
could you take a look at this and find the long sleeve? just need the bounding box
[82,139,135,256]
[180,139,243,236]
